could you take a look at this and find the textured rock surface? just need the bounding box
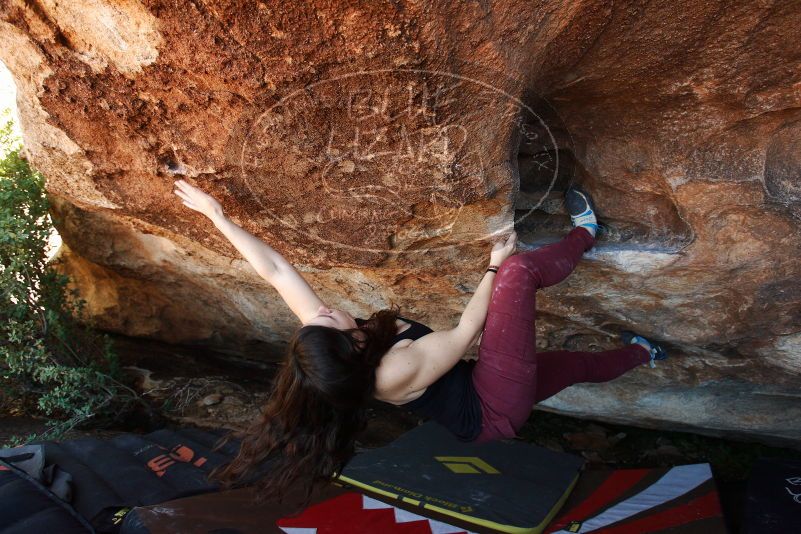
[2,0,800,445]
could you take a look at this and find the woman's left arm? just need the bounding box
[174,179,325,323]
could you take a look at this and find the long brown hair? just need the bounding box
[211,304,401,507]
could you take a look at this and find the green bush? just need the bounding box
[0,115,137,442]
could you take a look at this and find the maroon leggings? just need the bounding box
[471,227,650,444]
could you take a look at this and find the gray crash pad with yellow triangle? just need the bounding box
[337,421,584,533]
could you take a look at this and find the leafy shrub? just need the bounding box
[0,115,137,442]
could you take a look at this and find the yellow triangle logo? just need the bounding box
[434,456,500,474]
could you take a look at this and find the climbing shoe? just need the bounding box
[565,185,599,237]
[620,330,668,368]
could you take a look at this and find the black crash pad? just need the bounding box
[0,467,90,534]
[0,427,246,533]
[744,457,801,533]
[337,421,585,533]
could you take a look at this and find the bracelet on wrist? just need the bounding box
[486,264,500,273]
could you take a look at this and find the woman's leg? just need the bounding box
[532,345,650,403]
[471,227,595,443]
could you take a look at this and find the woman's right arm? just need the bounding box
[457,268,499,341]
[388,270,498,391]
[458,230,518,341]
[379,232,517,397]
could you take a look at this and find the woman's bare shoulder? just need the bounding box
[373,339,424,404]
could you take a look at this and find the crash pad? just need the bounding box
[0,462,90,534]
[0,427,247,532]
[121,485,486,534]
[545,464,726,533]
[743,457,801,533]
[337,421,585,533]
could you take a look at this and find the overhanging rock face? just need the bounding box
[1,1,799,445]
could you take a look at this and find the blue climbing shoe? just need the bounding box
[565,185,599,237]
[621,330,668,368]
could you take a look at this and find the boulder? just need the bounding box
[1,0,799,445]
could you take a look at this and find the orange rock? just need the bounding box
[1,0,799,444]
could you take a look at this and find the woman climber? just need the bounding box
[173,178,667,504]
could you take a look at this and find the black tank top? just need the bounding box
[356,316,482,442]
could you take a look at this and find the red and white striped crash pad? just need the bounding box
[277,492,476,533]
[545,463,726,534]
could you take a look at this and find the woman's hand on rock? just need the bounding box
[173,179,223,219]
[489,230,517,266]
